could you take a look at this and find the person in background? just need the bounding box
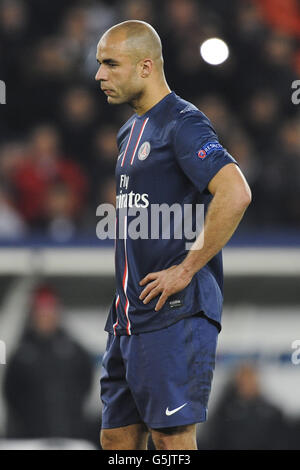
[3,285,93,440]
[59,87,97,169]
[0,182,27,240]
[12,125,88,234]
[200,363,288,450]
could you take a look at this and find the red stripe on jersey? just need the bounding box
[125,298,130,335]
[121,120,136,167]
[113,216,119,336]
[122,215,131,335]
[113,295,120,336]
[130,118,149,165]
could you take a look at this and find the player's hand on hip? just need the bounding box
[139,264,193,311]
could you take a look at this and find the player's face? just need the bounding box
[95,36,143,106]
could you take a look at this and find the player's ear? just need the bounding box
[140,58,153,78]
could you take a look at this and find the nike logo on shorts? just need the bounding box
[165,403,187,416]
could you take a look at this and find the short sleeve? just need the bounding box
[174,111,238,193]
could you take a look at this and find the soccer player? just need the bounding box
[95,20,251,450]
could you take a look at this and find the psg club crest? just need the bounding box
[138,141,151,160]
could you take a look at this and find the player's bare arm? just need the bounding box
[139,163,251,311]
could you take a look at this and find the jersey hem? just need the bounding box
[105,309,221,336]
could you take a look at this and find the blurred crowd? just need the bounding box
[2,284,99,447]
[0,0,299,241]
[198,363,300,450]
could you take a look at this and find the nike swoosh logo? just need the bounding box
[165,403,187,416]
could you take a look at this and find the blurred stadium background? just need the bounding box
[0,0,299,450]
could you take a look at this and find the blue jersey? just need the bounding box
[105,91,237,336]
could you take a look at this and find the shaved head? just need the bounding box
[102,20,163,65]
[95,20,170,114]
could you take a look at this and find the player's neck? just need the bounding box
[132,82,171,117]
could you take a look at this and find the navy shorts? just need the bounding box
[100,313,219,429]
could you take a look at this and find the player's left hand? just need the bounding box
[139,264,193,311]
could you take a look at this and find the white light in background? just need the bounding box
[200,38,229,65]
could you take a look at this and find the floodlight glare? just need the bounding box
[200,38,229,65]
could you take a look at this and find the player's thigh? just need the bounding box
[100,423,149,450]
[101,333,143,430]
[123,313,219,430]
[151,424,197,450]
